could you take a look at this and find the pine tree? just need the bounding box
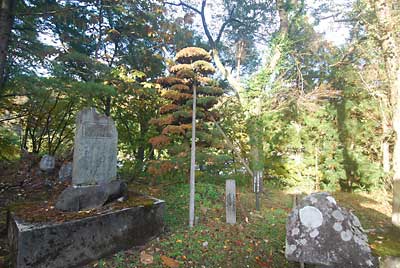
[149,47,223,227]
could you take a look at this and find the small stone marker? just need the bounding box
[72,108,117,185]
[285,192,378,268]
[253,171,262,211]
[39,154,55,172]
[225,179,236,224]
[58,162,72,182]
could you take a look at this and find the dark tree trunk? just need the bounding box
[0,0,16,90]
[136,120,148,162]
[134,120,148,175]
[104,96,111,116]
[336,99,358,192]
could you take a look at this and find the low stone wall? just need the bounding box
[8,199,164,268]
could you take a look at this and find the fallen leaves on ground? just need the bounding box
[161,255,179,268]
[140,251,153,265]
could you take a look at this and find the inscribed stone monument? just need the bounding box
[72,108,117,185]
[56,108,125,212]
[285,192,378,268]
[10,109,166,268]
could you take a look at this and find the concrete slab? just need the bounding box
[8,198,164,268]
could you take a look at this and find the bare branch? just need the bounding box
[198,0,215,47]
[164,1,201,14]
[329,44,357,67]
[17,4,97,16]
[0,113,28,123]
[0,93,31,99]
[215,7,239,45]
[209,115,253,177]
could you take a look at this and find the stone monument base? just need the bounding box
[55,180,128,212]
[8,198,164,268]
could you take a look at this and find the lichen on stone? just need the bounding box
[333,222,343,232]
[310,229,319,238]
[292,228,300,236]
[326,196,337,205]
[340,229,353,241]
[299,206,323,229]
[332,209,345,221]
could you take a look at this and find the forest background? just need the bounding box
[1,0,399,226]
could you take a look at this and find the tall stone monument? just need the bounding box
[72,107,117,185]
[8,109,166,268]
[56,108,126,211]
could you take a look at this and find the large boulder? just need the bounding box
[285,192,378,268]
[39,155,55,172]
[56,180,127,212]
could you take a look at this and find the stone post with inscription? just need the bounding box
[72,108,118,185]
[225,180,236,224]
[56,108,126,212]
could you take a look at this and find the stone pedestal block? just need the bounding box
[8,199,164,268]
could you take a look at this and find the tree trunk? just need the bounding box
[210,116,253,177]
[21,123,28,150]
[211,48,243,104]
[379,97,391,173]
[104,96,111,116]
[382,141,390,172]
[382,119,391,173]
[189,83,197,228]
[391,71,400,226]
[0,0,16,90]
[389,59,400,227]
[135,120,148,176]
[336,98,358,191]
[315,146,320,191]
[248,0,291,210]
[372,0,400,227]
[249,120,263,211]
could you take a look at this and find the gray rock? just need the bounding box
[72,108,118,185]
[55,185,108,212]
[285,192,378,268]
[58,162,72,182]
[55,180,127,211]
[39,155,55,172]
[105,180,128,202]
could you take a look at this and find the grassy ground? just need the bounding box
[84,182,400,268]
[0,159,398,267]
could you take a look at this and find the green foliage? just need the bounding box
[0,127,20,160]
[0,0,391,194]
[1,0,186,173]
